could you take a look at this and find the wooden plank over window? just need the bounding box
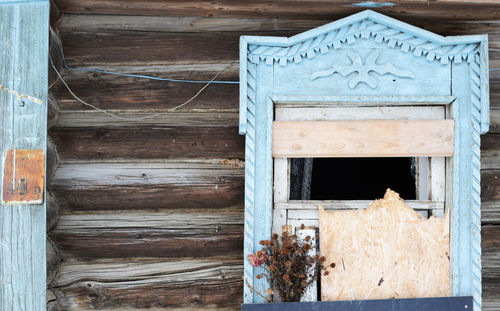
[272,120,454,158]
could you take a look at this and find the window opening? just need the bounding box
[289,157,416,201]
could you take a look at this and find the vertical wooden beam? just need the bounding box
[0,1,49,311]
[430,157,446,217]
[273,158,288,237]
[247,68,274,303]
[451,64,474,304]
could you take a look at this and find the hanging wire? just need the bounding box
[51,33,239,84]
[50,56,234,121]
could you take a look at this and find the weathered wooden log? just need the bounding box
[51,257,243,310]
[59,31,254,66]
[490,109,500,134]
[49,27,64,88]
[52,182,243,212]
[55,15,500,44]
[484,278,500,310]
[482,170,500,225]
[47,238,61,286]
[49,0,61,26]
[491,71,500,110]
[56,15,330,33]
[47,93,60,129]
[50,64,238,111]
[50,161,243,187]
[51,0,500,20]
[49,161,243,211]
[49,209,243,259]
[50,126,243,160]
[47,289,61,311]
[46,191,60,232]
[57,28,500,68]
[483,227,500,309]
[53,110,239,128]
[482,201,500,225]
[46,137,59,180]
[482,170,500,202]
[482,134,500,170]
[483,225,500,279]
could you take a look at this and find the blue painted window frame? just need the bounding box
[239,10,489,311]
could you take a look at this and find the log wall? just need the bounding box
[47,1,500,310]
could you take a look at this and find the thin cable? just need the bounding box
[51,33,239,84]
[68,67,240,84]
[50,56,232,121]
[53,31,69,69]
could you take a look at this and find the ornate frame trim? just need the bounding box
[240,10,489,135]
[239,11,489,311]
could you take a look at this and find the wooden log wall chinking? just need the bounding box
[46,1,500,310]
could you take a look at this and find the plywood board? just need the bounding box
[272,120,454,157]
[319,189,450,301]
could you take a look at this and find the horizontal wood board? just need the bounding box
[48,6,500,311]
[272,120,454,157]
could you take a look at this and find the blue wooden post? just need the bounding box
[0,1,49,310]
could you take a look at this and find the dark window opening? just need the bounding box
[289,158,416,201]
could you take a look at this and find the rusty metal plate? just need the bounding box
[2,149,45,204]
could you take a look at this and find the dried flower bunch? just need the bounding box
[246,226,334,302]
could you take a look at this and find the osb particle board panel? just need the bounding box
[319,189,450,301]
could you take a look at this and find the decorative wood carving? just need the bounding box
[310,50,415,88]
[245,15,480,67]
